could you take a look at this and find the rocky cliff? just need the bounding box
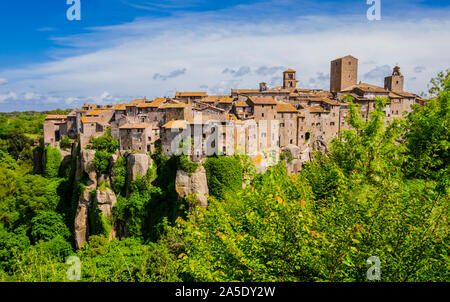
[175,165,209,208]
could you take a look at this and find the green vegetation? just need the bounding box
[59,136,71,150]
[87,128,119,176]
[178,154,199,175]
[280,149,294,163]
[43,145,62,178]
[112,156,127,194]
[0,73,448,282]
[204,156,243,200]
[86,127,119,154]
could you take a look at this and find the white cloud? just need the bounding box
[0,92,17,103]
[0,78,8,85]
[1,9,450,111]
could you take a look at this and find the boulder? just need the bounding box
[175,166,209,207]
[127,153,152,181]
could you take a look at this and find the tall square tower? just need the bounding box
[330,55,358,93]
[384,66,404,92]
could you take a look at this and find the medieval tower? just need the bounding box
[330,55,358,93]
[384,66,404,92]
[283,69,298,89]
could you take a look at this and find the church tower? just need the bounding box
[283,69,298,89]
[384,66,404,92]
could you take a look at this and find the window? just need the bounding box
[330,122,335,126]
[262,113,265,117]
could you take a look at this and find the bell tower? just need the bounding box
[283,69,298,89]
[384,66,404,92]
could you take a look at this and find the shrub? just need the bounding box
[59,136,71,150]
[87,127,119,153]
[178,155,199,175]
[93,151,111,175]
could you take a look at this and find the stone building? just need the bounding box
[43,115,68,146]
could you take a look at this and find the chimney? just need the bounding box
[259,82,267,92]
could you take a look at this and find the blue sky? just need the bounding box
[0,0,449,111]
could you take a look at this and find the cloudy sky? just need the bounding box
[0,0,449,111]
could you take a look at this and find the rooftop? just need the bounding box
[247,96,278,105]
[119,123,152,129]
[276,103,298,113]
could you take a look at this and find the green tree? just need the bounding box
[30,211,70,243]
[404,78,449,179]
[43,145,62,178]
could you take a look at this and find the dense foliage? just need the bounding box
[204,156,243,200]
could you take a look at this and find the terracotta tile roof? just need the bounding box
[235,100,250,107]
[137,98,167,108]
[231,89,260,94]
[284,69,296,72]
[130,98,148,104]
[115,104,127,110]
[80,117,101,124]
[199,96,218,103]
[342,83,388,93]
[175,92,207,97]
[247,96,277,105]
[119,123,151,129]
[162,120,188,129]
[218,97,233,103]
[276,103,298,113]
[195,104,225,112]
[388,92,402,99]
[392,91,416,98]
[321,98,341,106]
[45,115,67,120]
[159,103,189,109]
[309,106,330,113]
[86,109,109,116]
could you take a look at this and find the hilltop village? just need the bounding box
[41,55,431,247]
[43,55,427,173]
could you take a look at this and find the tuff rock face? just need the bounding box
[127,153,152,181]
[77,149,97,187]
[175,165,209,208]
[94,187,118,240]
[74,187,93,249]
